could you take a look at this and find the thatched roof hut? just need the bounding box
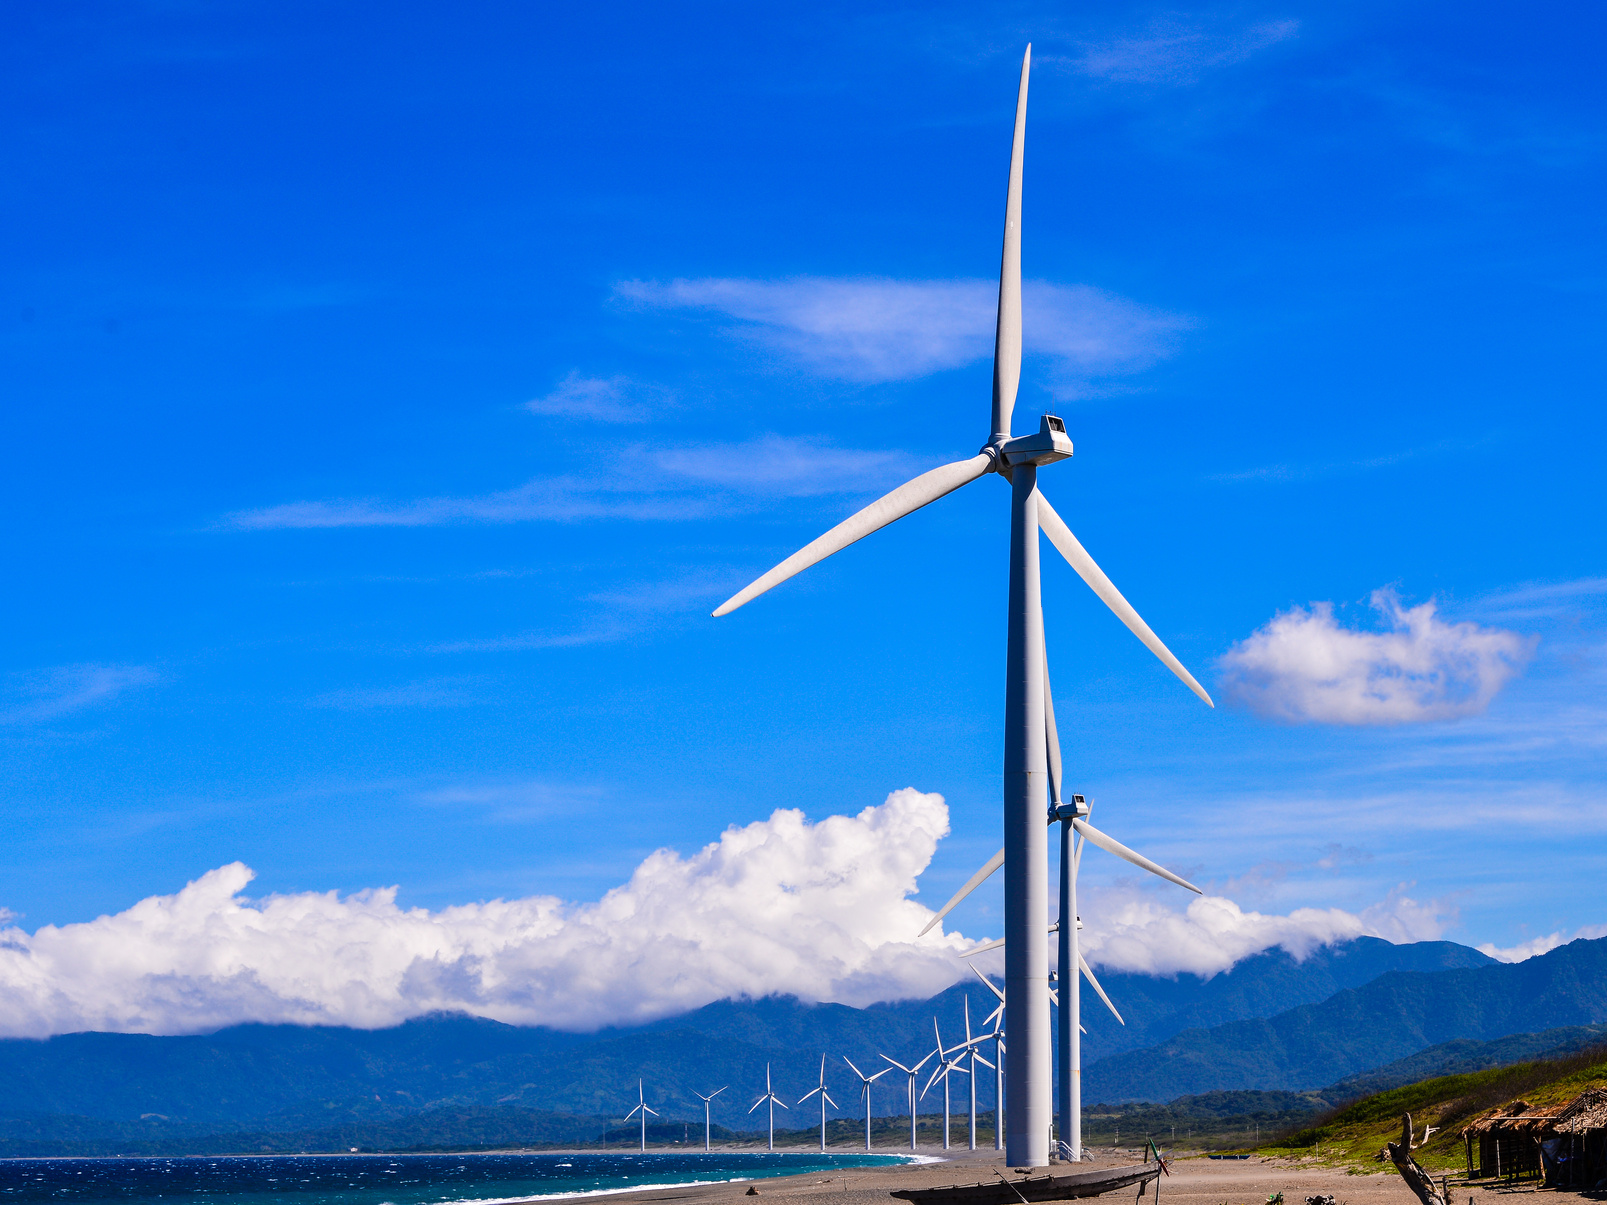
[1462,1089,1607,1187]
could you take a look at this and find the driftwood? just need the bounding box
[1386,1114,1451,1205]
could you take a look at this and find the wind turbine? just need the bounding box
[711,44,1214,1168]
[623,1080,659,1153]
[879,1049,937,1151]
[955,997,996,1152]
[693,1086,727,1152]
[844,1057,892,1151]
[748,1063,788,1152]
[920,1019,967,1152]
[798,1055,839,1152]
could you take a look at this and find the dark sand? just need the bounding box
[561,1149,1586,1205]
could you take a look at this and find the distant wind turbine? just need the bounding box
[693,1086,727,1152]
[955,997,995,1152]
[797,1055,838,1152]
[711,43,1213,1168]
[622,1080,658,1153]
[748,1063,788,1152]
[879,1049,937,1151]
[920,1018,967,1152]
[843,1057,892,1151]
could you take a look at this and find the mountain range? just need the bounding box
[2,934,1604,1155]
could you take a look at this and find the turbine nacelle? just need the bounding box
[1052,793,1090,822]
[1000,414,1073,467]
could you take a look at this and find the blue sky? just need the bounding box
[1,0,1605,1032]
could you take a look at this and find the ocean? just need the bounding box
[0,1152,915,1205]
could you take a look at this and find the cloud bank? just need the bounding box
[0,790,970,1038]
[0,788,1472,1039]
[615,277,1189,389]
[1218,589,1535,724]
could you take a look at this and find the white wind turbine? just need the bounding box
[693,1086,727,1152]
[939,688,1202,1162]
[878,1048,937,1151]
[843,1057,892,1151]
[798,1054,839,1152]
[623,1080,659,1153]
[711,44,1213,1168]
[748,1063,788,1152]
[953,997,996,1152]
[920,1018,967,1152]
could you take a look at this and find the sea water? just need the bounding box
[0,1152,913,1205]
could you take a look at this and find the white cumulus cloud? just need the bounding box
[1073,887,1367,978]
[1218,589,1535,724]
[615,277,1188,388]
[1478,923,1607,963]
[0,790,974,1038]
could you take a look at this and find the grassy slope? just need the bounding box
[1259,1045,1607,1171]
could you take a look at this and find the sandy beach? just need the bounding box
[564,1150,1584,1205]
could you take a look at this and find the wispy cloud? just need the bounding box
[1210,436,1497,485]
[524,372,667,423]
[1219,588,1535,724]
[224,436,924,531]
[434,569,743,653]
[308,679,479,710]
[411,779,609,824]
[615,277,1190,389]
[1066,17,1299,86]
[1,664,160,724]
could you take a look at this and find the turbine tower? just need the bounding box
[711,44,1213,1168]
[878,1049,936,1151]
[844,1056,892,1151]
[623,1080,658,1153]
[797,1055,838,1152]
[748,1063,788,1152]
[693,1085,727,1152]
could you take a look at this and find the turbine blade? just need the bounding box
[713,454,993,617]
[1071,817,1202,894]
[748,1098,764,1114]
[985,1003,1004,1027]
[962,935,1005,957]
[969,963,1006,1003]
[1049,986,1058,1006]
[1043,640,1062,807]
[844,1056,866,1082]
[1079,952,1125,1026]
[1035,491,1214,707]
[824,1092,838,1108]
[869,1067,893,1082]
[991,45,1031,441]
[917,847,1005,936]
[799,1088,821,1104]
[880,1054,912,1073]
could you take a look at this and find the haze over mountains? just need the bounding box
[3,935,1605,1155]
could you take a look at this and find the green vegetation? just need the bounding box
[1259,1044,1607,1170]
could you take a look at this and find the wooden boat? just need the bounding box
[890,1162,1162,1205]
